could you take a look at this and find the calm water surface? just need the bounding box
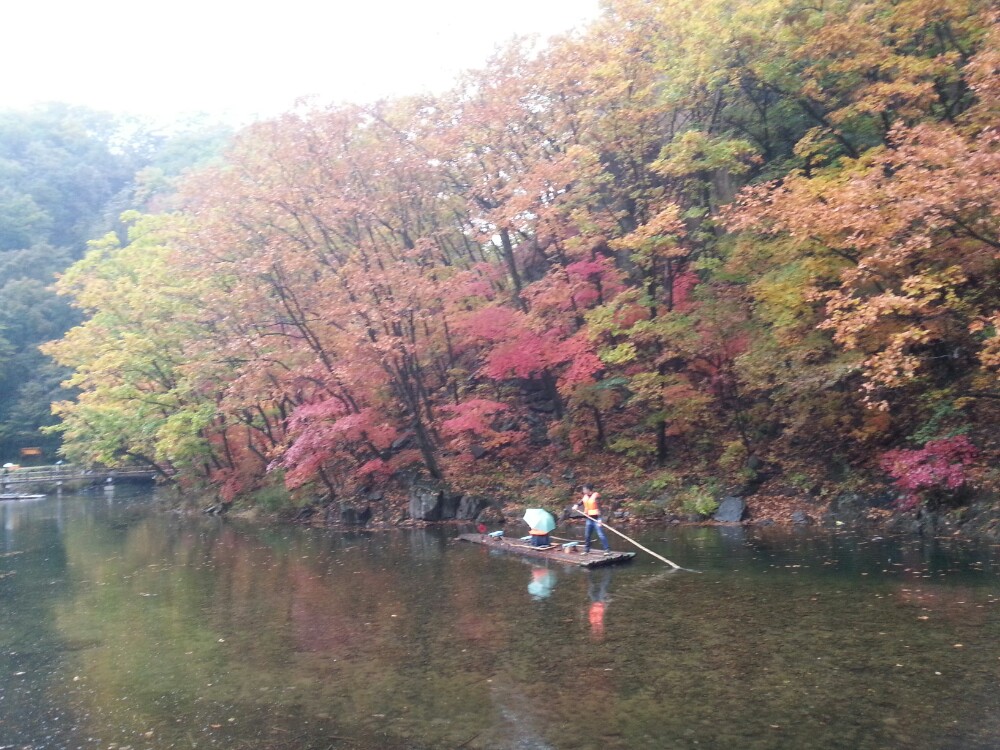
[3,489,1000,749]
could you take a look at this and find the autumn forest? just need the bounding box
[28,0,1000,519]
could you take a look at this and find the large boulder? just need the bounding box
[456,494,488,521]
[714,496,747,523]
[408,483,446,521]
[440,492,461,520]
[407,482,461,521]
[339,504,372,526]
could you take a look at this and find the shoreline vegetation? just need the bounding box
[5,1,997,538]
[219,468,1000,545]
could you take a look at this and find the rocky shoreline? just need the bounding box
[274,479,1000,544]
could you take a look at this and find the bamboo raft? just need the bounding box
[456,533,636,568]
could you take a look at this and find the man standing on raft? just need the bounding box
[574,483,610,555]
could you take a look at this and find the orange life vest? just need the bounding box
[581,492,600,516]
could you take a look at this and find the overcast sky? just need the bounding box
[2,0,603,123]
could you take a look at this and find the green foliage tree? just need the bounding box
[0,106,233,463]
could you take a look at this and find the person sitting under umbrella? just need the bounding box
[523,508,556,547]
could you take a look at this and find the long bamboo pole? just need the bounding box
[573,510,686,570]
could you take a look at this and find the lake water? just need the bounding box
[3,489,1000,749]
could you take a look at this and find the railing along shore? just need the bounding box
[1,464,157,487]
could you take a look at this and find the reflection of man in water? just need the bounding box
[587,568,612,640]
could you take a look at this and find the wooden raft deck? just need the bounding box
[456,533,636,568]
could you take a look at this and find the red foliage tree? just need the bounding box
[881,436,979,510]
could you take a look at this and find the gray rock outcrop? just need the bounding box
[714,496,747,523]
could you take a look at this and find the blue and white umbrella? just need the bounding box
[523,508,556,533]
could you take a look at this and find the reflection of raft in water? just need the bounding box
[0,493,46,501]
[456,533,636,568]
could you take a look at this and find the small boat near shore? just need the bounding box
[456,533,636,568]
[0,493,46,501]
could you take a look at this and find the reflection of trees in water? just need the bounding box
[49,515,532,746]
[891,581,987,626]
[1,498,78,747]
[599,545,1000,749]
[734,526,1000,580]
[21,501,1000,750]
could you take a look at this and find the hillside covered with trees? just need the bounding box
[43,0,1000,521]
[0,105,144,462]
[0,107,231,463]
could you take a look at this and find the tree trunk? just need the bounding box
[498,228,526,311]
[541,370,564,419]
[591,405,606,447]
[412,417,442,480]
[656,418,668,467]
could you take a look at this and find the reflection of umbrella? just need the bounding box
[528,568,556,599]
[523,508,556,533]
